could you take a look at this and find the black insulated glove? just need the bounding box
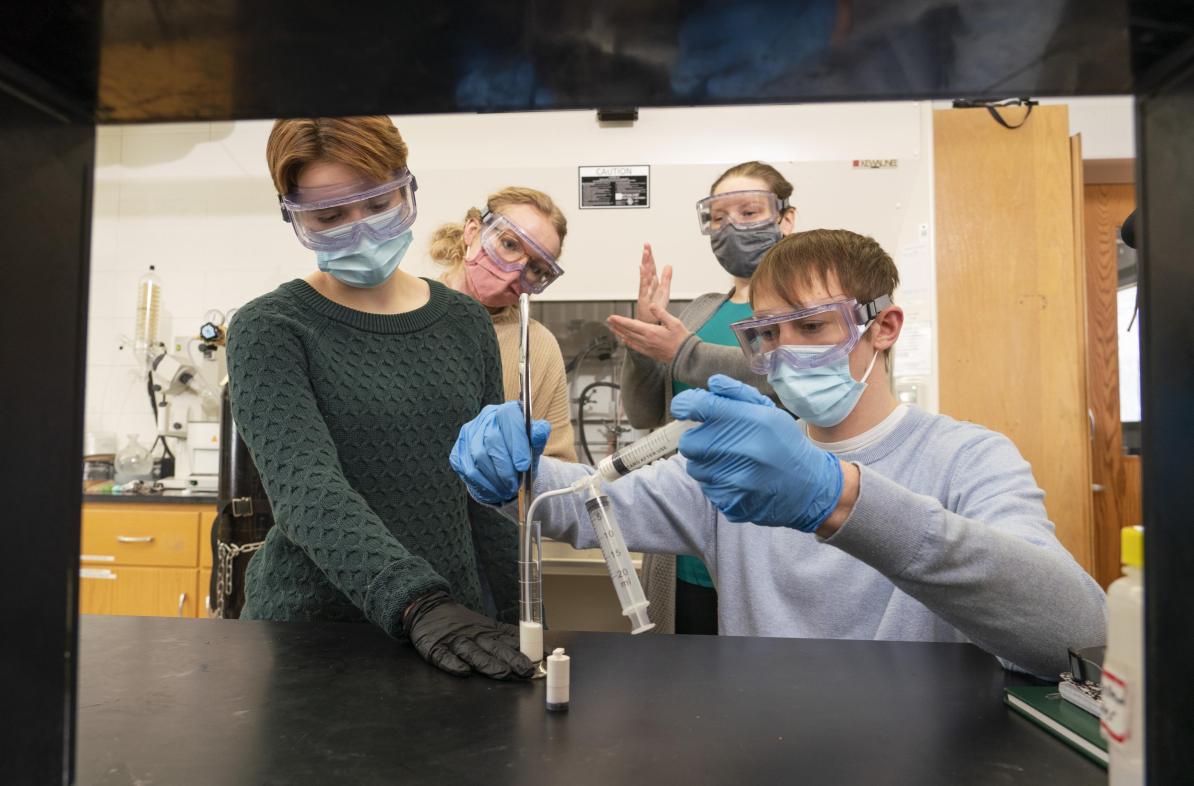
[402,591,535,680]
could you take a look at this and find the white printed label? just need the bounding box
[1100,668,1131,743]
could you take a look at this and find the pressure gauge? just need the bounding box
[199,322,223,342]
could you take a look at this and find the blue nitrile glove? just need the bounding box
[449,402,551,505]
[671,374,844,532]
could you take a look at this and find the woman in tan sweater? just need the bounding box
[430,187,576,461]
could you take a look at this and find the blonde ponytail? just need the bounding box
[429,206,484,275]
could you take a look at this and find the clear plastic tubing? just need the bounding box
[596,419,697,483]
[583,483,654,633]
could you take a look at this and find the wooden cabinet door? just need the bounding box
[198,569,212,618]
[1082,181,1141,586]
[934,105,1094,573]
[79,566,198,617]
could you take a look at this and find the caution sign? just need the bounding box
[579,165,650,209]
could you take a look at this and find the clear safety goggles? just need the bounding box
[280,169,418,252]
[477,210,564,294]
[695,189,789,235]
[730,295,893,374]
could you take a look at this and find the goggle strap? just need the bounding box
[856,294,893,323]
[277,194,291,224]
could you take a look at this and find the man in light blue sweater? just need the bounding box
[451,229,1107,678]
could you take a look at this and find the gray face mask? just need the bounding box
[709,222,783,278]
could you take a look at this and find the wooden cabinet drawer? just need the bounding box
[79,566,198,617]
[81,507,199,567]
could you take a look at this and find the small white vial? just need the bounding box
[546,647,570,712]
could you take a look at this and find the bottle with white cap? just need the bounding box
[546,648,570,712]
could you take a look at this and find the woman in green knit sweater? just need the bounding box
[226,116,533,680]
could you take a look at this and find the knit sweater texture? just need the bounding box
[226,279,517,637]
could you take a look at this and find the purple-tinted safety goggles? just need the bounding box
[280,169,418,252]
[730,295,893,374]
[477,210,564,294]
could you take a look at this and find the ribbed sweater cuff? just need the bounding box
[822,463,934,579]
[363,558,450,638]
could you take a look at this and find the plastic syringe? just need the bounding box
[525,420,699,636]
[582,482,654,633]
[594,419,697,484]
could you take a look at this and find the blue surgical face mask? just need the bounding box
[315,229,413,288]
[767,342,880,427]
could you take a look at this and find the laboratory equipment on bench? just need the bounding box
[114,434,153,484]
[109,268,228,489]
[196,309,228,358]
[525,419,698,635]
[517,294,546,668]
[182,421,221,493]
[149,346,219,484]
[133,266,163,372]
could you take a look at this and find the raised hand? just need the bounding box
[635,243,672,324]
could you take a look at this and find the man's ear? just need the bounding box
[871,304,903,352]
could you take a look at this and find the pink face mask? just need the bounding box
[463,246,522,308]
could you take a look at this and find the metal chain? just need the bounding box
[214,540,264,619]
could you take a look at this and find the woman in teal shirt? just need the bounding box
[607,161,797,634]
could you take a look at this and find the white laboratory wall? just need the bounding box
[397,102,932,298]
[98,97,1143,470]
[1042,96,1136,159]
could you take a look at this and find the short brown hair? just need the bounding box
[429,186,568,271]
[266,117,409,195]
[752,229,899,309]
[710,161,794,202]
